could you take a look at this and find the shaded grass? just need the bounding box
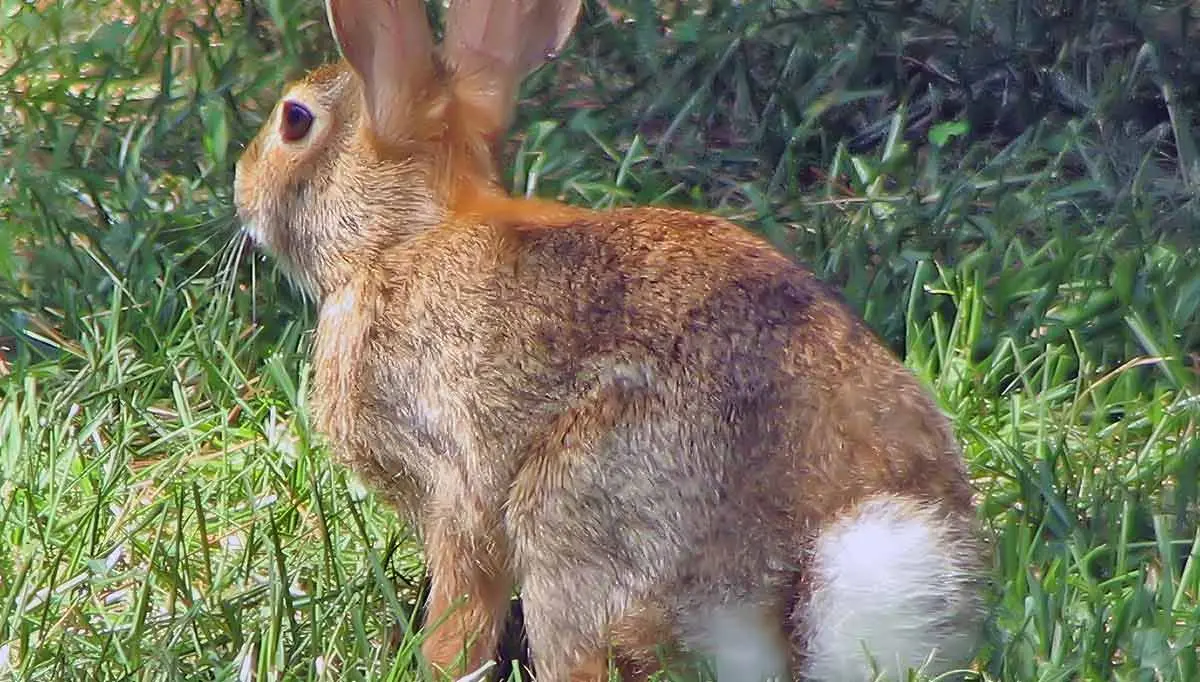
[1,0,1198,680]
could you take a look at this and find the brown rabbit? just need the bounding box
[233,0,988,680]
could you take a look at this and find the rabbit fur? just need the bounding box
[233,0,988,680]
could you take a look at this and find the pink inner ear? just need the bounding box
[325,0,434,134]
[439,0,581,140]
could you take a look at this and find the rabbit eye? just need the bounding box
[281,100,314,142]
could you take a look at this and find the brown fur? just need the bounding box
[234,1,984,680]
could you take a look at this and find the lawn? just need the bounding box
[1,0,1198,680]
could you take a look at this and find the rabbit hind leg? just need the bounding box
[527,597,681,682]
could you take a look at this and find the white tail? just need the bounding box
[798,495,985,682]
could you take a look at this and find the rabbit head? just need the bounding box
[233,0,582,298]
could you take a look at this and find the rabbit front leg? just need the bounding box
[420,491,514,680]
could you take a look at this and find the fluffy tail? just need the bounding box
[795,495,986,682]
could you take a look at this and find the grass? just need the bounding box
[1,0,1198,680]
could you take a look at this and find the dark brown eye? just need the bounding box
[281,100,314,142]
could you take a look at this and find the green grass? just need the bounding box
[1,0,1198,680]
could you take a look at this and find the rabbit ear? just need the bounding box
[444,0,582,134]
[326,0,435,138]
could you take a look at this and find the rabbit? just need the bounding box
[232,0,989,680]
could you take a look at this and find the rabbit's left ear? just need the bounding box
[443,0,582,136]
[326,0,435,138]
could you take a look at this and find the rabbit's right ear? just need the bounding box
[326,0,435,140]
[444,0,582,137]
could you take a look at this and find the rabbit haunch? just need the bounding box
[231,0,987,680]
[702,495,981,682]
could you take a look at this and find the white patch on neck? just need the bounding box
[321,284,358,320]
[313,281,369,440]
